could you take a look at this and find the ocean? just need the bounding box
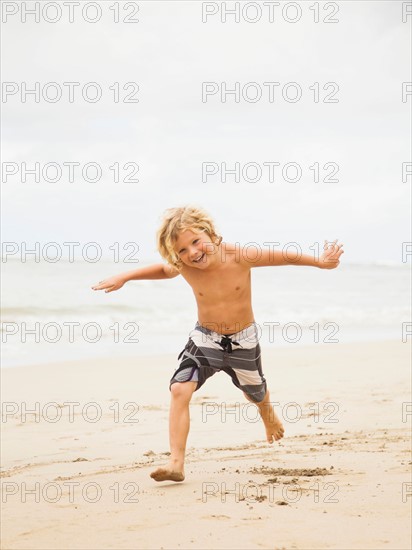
[1,258,410,368]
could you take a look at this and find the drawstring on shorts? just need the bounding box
[214,335,240,354]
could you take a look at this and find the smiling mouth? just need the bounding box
[193,253,205,263]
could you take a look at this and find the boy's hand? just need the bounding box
[91,275,127,293]
[319,239,344,269]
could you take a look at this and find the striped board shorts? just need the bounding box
[170,321,267,403]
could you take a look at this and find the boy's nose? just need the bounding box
[189,246,200,259]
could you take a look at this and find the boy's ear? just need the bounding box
[215,235,222,245]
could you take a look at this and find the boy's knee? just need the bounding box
[244,387,268,404]
[170,381,196,400]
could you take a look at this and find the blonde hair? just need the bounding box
[157,205,222,269]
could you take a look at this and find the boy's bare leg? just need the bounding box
[150,381,197,482]
[244,389,284,443]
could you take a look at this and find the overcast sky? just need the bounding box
[2,1,411,264]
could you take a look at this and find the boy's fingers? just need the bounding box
[324,239,339,249]
[92,282,108,290]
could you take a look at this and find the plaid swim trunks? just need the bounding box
[169,321,267,403]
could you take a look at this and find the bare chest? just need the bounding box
[183,265,251,303]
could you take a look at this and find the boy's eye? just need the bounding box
[193,239,199,244]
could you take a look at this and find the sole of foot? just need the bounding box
[150,467,185,482]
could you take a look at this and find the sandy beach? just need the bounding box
[1,339,411,550]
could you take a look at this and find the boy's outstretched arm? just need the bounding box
[240,239,344,270]
[91,263,179,293]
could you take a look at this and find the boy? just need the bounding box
[92,205,344,483]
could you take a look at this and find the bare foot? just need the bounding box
[150,464,185,482]
[258,403,285,443]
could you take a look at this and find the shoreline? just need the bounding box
[1,334,406,370]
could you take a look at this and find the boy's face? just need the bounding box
[173,229,218,269]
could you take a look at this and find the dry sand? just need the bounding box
[1,340,411,549]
